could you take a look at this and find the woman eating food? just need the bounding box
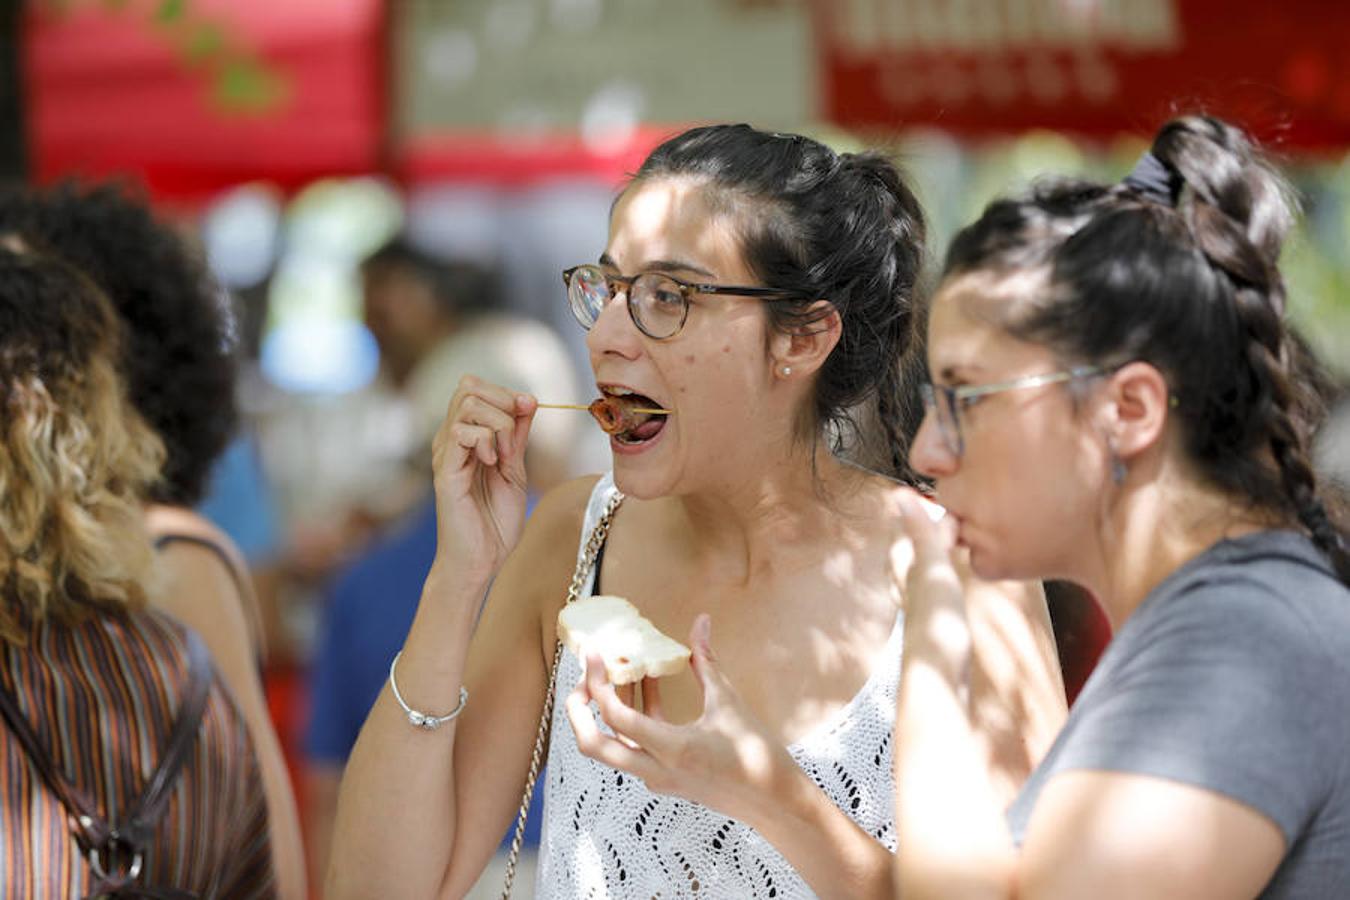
[328,124,1067,899]
[893,114,1350,899]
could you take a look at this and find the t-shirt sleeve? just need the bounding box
[1049,574,1342,845]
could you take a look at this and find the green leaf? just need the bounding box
[154,0,187,23]
[183,23,226,64]
[212,59,289,114]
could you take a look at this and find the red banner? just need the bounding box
[816,0,1350,151]
[24,0,388,200]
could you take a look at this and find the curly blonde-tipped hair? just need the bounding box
[0,243,165,644]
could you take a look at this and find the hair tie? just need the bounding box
[1122,151,1181,206]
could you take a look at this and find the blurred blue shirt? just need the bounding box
[198,435,282,565]
[305,494,543,849]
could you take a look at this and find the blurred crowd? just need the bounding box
[0,174,606,897]
[194,179,614,895]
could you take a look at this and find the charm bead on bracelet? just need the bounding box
[389,651,469,731]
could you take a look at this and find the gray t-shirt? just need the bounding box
[1007,530,1350,898]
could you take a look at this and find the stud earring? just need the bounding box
[780,365,792,377]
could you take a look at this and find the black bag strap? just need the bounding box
[0,628,214,899]
[152,534,251,612]
[499,488,623,897]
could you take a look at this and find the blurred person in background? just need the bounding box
[893,115,1350,898]
[279,236,582,590]
[0,181,306,899]
[361,235,583,506]
[0,243,277,897]
[302,236,577,894]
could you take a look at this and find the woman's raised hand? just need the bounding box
[564,615,792,825]
[430,375,537,585]
[894,489,973,664]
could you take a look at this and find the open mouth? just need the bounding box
[593,387,670,446]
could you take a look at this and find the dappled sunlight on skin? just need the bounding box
[965,577,1065,806]
[741,540,900,748]
[596,518,902,748]
[731,726,777,780]
[592,177,799,505]
[820,548,857,586]
[609,177,743,280]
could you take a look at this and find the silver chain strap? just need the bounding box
[500,489,624,898]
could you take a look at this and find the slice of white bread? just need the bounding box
[558,595,691,685]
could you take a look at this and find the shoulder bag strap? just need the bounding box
[0,628,212,900]
[0,662,108,848]
[118,628,214,851]
[499,488,623,899]
[154,533,266,660]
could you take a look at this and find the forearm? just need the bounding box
[326,562,483,899]
[894,601,1016,900]
[749,760,894,900]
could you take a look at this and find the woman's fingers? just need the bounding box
[509,394,538,458]
[641,677,665,721]
[897,489,962,596]
[436,377,528,463]
[688,614,732,710]
[450,423,500,467]
[583,654,677,751]
[457,395,519,458]
[452,374,519,417]
[897,488,956,561]
[565,683,663,783]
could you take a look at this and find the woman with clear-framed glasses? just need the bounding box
[893,115,1350,899]
[328,124,1067,899]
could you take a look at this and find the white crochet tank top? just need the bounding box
[534,474,902,899]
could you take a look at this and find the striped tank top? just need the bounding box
[0,606,276,898]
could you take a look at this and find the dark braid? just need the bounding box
[943,114,1349,583]
[1152,118,1349,580]
[634,126,929,483]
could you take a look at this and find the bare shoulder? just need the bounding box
[145,503,239,552]
[144,503,263,654]
[145,504,252,594]
[517,475,601,555]
[490,475,602,653]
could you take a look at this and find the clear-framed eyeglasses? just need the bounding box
[919,365,1109,458]
[562,264,803,340]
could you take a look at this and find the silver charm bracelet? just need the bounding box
[388,651,468,731]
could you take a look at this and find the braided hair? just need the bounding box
[634,125,929,484]
[943,114,1349,583]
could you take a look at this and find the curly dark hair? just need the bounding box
[0,180,238,506]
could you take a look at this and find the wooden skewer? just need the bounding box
[537,402,672,415]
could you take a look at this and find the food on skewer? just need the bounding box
[587,397,625,434]
[586,394,669,437]
[537,394,672,442]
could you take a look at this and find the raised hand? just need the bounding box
[430,375,537,585]
[895,489,971,665]
[564,615,791,825]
